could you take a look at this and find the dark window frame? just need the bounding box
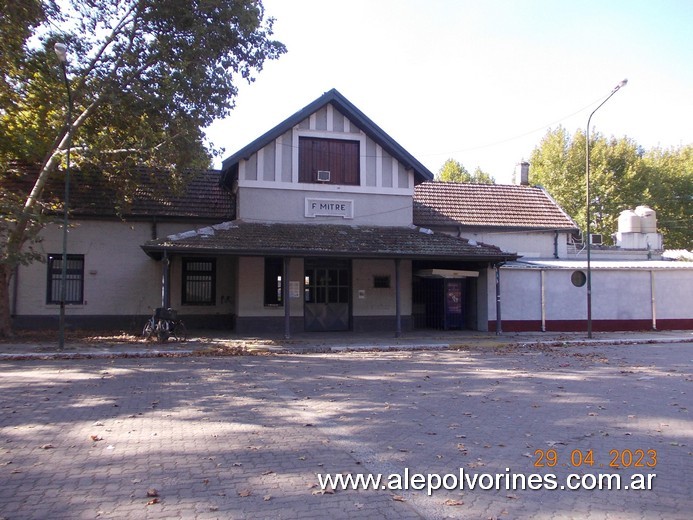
[299,136,360,186]
[373,275,391,289]
[182,257,216,306]
[46,254,84,305]
[264,257,284,307]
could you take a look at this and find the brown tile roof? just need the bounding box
[414,181,578,231]
[142,221,517,261]
[2,164,234,221]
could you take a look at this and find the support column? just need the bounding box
[541,269,546,332]
[394,258,402,338]
[284,257,291,339]
[650,270,657,331]
[161,252,171,309]
[495,263,503,335]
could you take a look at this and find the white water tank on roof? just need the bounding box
[635,205,657,233]
[618,209,641,233]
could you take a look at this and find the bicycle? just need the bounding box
[142,307,187,342]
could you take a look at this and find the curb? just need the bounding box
[1,335,688,361]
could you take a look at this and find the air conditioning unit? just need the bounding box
[590,234,603,245]
[316,170,331,182]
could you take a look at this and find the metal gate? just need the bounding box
[304,259,351,332]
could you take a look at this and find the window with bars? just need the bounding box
[46,254,84,304]
[182,258,216,305]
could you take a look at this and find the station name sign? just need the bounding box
[305,197,354,219]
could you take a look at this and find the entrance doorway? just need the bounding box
[413,269,479,330]
[304,259,351,331]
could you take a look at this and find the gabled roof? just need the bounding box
[142,220,516,262]
[220,88,434,185]
[414,182,579,231]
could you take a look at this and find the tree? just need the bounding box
[436,159,495,184]
[437,158,471,182]
[529,127,692,250]
[0,0,286,336]
[471,166,495,184]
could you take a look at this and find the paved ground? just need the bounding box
[0,340,691,519]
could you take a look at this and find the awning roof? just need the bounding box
[502,260,693,270]
[142,220,517,262]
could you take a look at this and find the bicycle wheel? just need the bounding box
[156,319,170,342]
[142,318,155,340]
[172,321,187,342]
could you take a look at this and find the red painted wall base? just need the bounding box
[488,319,693,333]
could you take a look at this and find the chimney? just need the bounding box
[514,161,530,186]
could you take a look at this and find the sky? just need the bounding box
[205,0,693,184]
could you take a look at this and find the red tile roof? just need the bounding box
[2,164,234,221]
[414,182,578,231]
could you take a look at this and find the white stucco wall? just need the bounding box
[491,265,693,326]
[234,257,412,319]
[238,187,413,226]
[12,219,235,318]
[235,256,304,318]
[352,259,412,317]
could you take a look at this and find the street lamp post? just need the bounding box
[586,78,627,338]
[54,42,73,350]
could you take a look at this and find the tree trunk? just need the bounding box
[0,264,14,338]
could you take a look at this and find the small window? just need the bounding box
[571,270,587,287]
[264,257,283,306]
[373,275,391,289]
[182,258,216,305]
[46,254,84,304]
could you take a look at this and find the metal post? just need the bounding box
[56,46,73,351]
[284,257,291,340]
[495,264,502,335]
[161,252,170,309]
[394,259,402,338]
[585,79,627,339]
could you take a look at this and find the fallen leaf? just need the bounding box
[238,489,252,497]
[90,435,103,442]
[444,499,464,506]
[263,495,272,501]
[40,444,55,449]
[392,494,406,502]
[146,489,159,497]
[146,498,159,506]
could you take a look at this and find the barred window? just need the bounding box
[182,258,216,305]
[46,254,84,304]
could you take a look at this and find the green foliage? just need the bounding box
[471,166,495,184]
[436,159,495,184]
[529,127,692,250]
[0,0,286,335]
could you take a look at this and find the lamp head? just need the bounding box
[613,78,628,91]
[54,42,67,63]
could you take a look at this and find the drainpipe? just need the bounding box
[650,270,657,331]
[395,258,402,338]
[495,263,503,335]
[554,231,559,259]
[284,257,291,339]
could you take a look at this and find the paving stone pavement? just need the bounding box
[0,341,691,519]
